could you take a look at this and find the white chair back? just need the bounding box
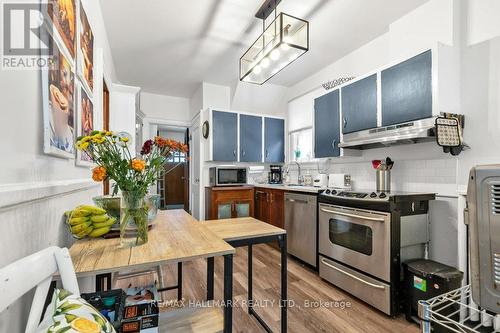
[0,246,79,333]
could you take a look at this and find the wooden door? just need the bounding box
[254,189,270,223]
[164,162,185,206]
[183,129,189,212]
[269,190,284,229]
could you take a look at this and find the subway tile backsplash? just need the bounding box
[257,158,458,196]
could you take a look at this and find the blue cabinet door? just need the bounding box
[341,74,378,133]
[240,114,262,162]
[381,50,432,126]
[264,117,285,163]
[314,89,340,158]
[212,110,237,161]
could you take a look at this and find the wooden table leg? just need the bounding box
[279,234,288,333]
[207,257,215,301]
[223,254,233,333]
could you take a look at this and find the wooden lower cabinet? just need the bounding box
[205,186,255,220]
[254,187,284,229]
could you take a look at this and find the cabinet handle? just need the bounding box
[343,118,348,128]
[332,139,336,149]
[270,193,273,203]
[242,150,246,156]
[265,149,269,158]
[233,150,237,157]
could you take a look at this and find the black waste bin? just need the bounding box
[403,259,463,329]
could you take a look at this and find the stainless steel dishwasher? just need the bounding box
[284,192,317,267]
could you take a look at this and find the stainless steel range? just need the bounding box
[318,189,435,315]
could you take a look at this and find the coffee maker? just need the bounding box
[268,165,283,184]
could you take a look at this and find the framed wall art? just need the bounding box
[75,81,94,167]
[78,1,94,95]
[42,32,76,159]
[47,0,77,61]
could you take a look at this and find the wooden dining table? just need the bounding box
[69,209,235,332]
[68,210,288,333]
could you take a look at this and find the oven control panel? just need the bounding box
[319,189,390,201]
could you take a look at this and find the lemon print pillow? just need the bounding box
[38,289,115,333]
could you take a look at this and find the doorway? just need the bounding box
[156,126,189,211]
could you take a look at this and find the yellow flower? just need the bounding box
[82,136,91,143]
[80,141,89,149]
[91,134,105,144]
[120,137,129,143]
[105,131,112,136]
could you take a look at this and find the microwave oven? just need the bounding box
[209,167,247,186]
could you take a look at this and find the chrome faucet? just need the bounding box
[294,161,303,185]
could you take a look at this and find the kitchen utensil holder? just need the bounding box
[376,170,391,192]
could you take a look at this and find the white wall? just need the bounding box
[141,92,190,123]
[0,0,117,330]
[110,84,141,157]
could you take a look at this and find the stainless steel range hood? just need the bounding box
[338,117,436,150]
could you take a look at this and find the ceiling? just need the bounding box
[101,0,429,98]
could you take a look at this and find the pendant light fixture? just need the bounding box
[239,0,309,85]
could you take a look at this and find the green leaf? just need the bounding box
[57,289,72,301]
[64,314,77,323]
[54,327,72,333]
[59,303,82,313]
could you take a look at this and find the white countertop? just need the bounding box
[252,183,323,194]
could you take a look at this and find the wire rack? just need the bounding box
[418,285,500,333]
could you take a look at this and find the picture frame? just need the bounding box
[75,80,95,167]
[42,29,76,159]
[47,0,77,61]
[77,1,94,96]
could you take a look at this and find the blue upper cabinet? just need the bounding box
[264,117,285,163]
[381,50,432,126]
[341,74,378,134]
[240,114,262,162]
[314,89,340,158]
[212,110,238,161]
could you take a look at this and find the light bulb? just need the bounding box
[253,65,262,75]
[270,49,280,60]
[261,57,270,68]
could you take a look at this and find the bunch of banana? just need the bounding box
[65,205,116,239]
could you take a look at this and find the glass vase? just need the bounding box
[120,191,149,247]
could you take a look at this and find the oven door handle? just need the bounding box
[321,259,386,290]
[320,208,386,222]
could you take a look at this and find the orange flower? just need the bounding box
[92,166,107,182]
[131,159,146,172]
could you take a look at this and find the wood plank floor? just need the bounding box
[116,244,419,333]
